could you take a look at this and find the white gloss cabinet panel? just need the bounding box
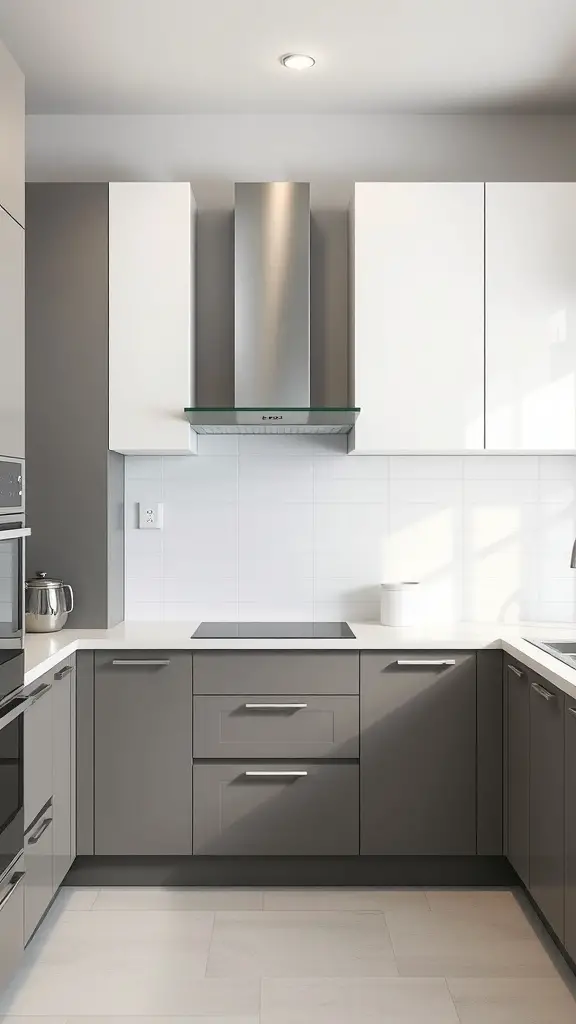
[351,182,485,454]
[486,183,576,451]
[0,208,24,458]
[0,38,24,226]
[108,182,196,455]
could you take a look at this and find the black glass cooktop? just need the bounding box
[192,621,356,639]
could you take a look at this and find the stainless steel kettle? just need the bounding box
[25,572,74,633]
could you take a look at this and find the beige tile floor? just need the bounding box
[0,886,575,1022]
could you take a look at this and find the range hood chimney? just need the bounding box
[186,182,359,434]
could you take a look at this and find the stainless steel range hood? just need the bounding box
[186,182,359,435]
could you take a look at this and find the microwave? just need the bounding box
[0,459,28,662]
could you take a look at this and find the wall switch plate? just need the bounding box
[138,501,163,530]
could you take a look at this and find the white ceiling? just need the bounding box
[2,0,576,114]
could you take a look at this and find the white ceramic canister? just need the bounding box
[380,582,420,627]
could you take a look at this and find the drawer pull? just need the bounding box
[244,771,308,778]
[27,816,52,845]
[244,703,308,710]
[0,871,25,912]
[111,659,171,667]
[509,665,524,678]
[569,707,576,718]
[532,681,554,702]
[54,665,73,680]
[396,659,456,667]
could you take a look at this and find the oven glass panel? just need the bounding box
[0,525,21,639]
[0,698,23,878]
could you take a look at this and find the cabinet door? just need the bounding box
[52,659,75,889]
[565,696,576,963]
[486,183,576,450]
[0,856,25,991]
[0,209,24,458]
[351,182,484,453]
[360,652,477,854]
[24,679,54,829]
[506,658,530,886]
[529,674,565,941]
[0,39,24,226]
[108,182,195,455]
[194,763,359,856]
[24,807,54,944]
[94,653,193,854]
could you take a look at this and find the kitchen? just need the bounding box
[2,2,576,1022]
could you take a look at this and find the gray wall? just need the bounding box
[25,183,124,627]
[27,112,576,408]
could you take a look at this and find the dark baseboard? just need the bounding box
[65,854,516,888]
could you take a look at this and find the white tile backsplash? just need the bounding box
[124,440,576,624]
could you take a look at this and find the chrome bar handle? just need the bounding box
[54,665,73,680]
[509,665,524,678]
[0,527,31,541]
[244,703,308,710]
[569,707,576,718]
[396,659,456,667]
[112,659,171,667]
[27,817,52,845]
[532,681,554,702]
[244,771,308,778]
[0,871,25,912]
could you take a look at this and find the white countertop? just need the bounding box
[21,620,576,702]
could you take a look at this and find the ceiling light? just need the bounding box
[281,54,316,71]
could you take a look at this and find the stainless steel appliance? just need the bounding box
[528,640,576,669]
[191,621,356,639]
[25,573,74,633]
[0,460,28,650]
[185,183,360,435]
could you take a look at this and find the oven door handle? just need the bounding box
[0,527,31,541]
[0,693,35,732]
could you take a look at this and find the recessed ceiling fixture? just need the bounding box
[280,53,316,71]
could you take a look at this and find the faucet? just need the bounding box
[571,539,576,568]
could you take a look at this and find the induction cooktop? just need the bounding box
[191,621,356,639]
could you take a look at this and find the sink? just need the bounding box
[528,640,576,668]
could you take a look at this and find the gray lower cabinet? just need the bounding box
[94,653,193,854]
[360,652,477,855]
[194,694,359,759]
[529,673,565,942]
[24,803,54,944]
[565,695,576,963]
[0,855,25,993]
[193,763,359,855]
[24,677,54,829]
[193,652,359,695]
[52,658,76,888]
[506,657,530,886]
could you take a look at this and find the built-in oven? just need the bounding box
[0,671,26,883]
[0,459,28,656]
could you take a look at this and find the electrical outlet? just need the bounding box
[138,502,163,530]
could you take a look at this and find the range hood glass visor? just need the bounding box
[184,407,360,435]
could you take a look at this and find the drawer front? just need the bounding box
[24,806,54,944]
[0,857,25,993]
[194,695,359,759]
[193,762,359,855]
[193,652,359,695]
[362,650,475,680]
[24,677,54,829]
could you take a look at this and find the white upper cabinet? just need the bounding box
[0,38,24,226]
[485,183,576,450]
[0,208,24,458]
[350,182,485,453]
[108,182,196,455]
